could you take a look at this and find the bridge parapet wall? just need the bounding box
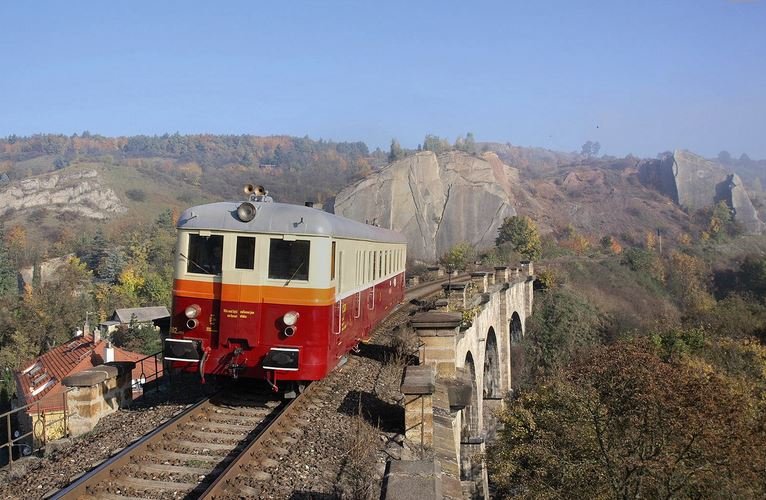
[397,267,534,499]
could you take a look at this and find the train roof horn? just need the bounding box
[244,184,273,203]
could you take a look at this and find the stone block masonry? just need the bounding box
[402,365,436,447]
[392,265,535,499]
[62,361,135,437]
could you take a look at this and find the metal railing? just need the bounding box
[131,351,166,396]
[0,389,72,472]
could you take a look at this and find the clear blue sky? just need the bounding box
[1,1,764,158]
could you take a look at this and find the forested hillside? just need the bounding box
[0,133,375,204]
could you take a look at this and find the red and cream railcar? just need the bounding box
[163,190,407,389]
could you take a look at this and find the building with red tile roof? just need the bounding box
[14,333,160,413]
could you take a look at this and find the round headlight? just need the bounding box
[283,311,300,326]
[237,202,257,222]
[185,304,201,319]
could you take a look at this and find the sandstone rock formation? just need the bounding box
[334,151,517,261]
[0,169,127,219]
[638,150,763,234]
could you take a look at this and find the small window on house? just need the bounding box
[22,361,42,376]
[30,378,56,397]
[32,372,49,386]
[269,239,310,281]
[235,236,256,270]
[187,234,224,275]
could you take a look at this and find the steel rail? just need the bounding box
[199,382,317,498]
[48,395,212,499]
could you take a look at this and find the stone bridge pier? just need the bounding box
[386,264,534,500]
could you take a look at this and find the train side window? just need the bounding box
[268,239,310,281]
[235,236,256,270]
[331,241,336,280]
[363,250,370,285]
[187,234,223,275]
[372,251,377,280]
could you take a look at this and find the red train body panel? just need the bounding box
[163,193,407,388]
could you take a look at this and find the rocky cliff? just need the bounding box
[334,151,518,261]
[639,150,763,234]
[0,169,127,219]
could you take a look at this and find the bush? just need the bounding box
[522,287,608,382]
[125,188,146,202]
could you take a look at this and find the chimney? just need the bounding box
[105,341,114,363]
[93,325,101,344]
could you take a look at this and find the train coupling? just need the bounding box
[228,347,246,379]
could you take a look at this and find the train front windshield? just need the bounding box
[187,234,223,275]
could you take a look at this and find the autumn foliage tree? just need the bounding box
[496,216,542,260]
[18,257,95,354]
[706,200,734,241]
[667,250,714,314]
[487,341,766,499]
[438,242,475,273]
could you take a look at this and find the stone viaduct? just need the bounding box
[384,263,534,500]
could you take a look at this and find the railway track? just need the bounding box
[198,305,419,499]
[50,277,454,499]
[50,387,285,499]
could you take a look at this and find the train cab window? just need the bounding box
[269,239,310,281]
[187,234,223,275]
[235,236,256,270]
